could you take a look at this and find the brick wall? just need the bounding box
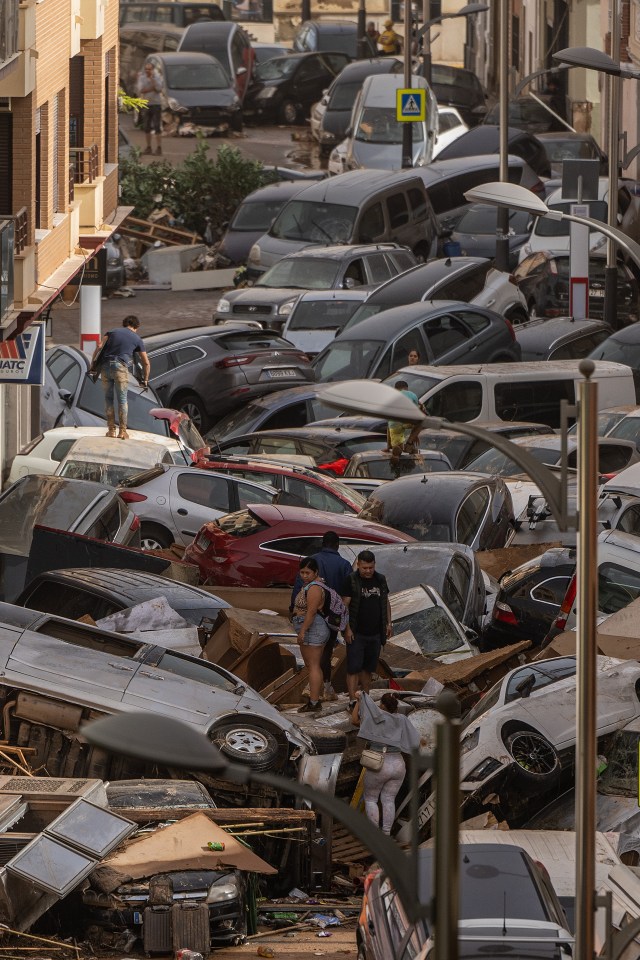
[11,93,35,245]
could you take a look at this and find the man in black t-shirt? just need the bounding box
[93,315,150,440]
[342,549,392,708]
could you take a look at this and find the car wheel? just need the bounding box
[279,100,299,125]
[505,307,529,325]
[212,721,282,771]
[140,523,173,551]
[175,393,209,432]
[504,728,560,784]
[413,242,430,263]
[309,729,347,754]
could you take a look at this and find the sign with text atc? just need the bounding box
[0,321,46,385]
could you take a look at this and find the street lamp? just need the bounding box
[417,2,488,87]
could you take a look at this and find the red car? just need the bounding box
[183,502,414,587]
[197,456,365,514]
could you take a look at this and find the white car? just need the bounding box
[390,584,479,664]
[396,654,640,841]
[432,106,468,158]
[6,426,188,486]
[55,436,176,486]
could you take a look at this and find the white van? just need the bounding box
[391,360,636,430]
[342,74,438,171]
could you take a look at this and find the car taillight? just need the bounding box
[530,178,546,197]
[545,573,577,641]
[129,515,140,532]
[317,457,350,475]
[363,870,381,894]
[215,354,256,368]
[503,315,516,342]
[493,600,518,625]
[119,491,148,503]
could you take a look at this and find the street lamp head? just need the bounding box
[457,3,489,15]
[464,181,553,217]
[321,380,425,423]
[552,46,621,76]
[83,712,230,773]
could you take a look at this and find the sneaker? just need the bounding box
[154,146,163,155]
[298,700,321,714]
[323,683,338,702]
[142,146,152,155]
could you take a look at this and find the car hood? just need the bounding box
[167,87,237,109]
[224,286,308,306]
[322,109,350,138]
[253,236,324,270]
[218,229,264,265]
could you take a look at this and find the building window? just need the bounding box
[0,218,14,321]
[0,112,12,214]
[511,14,520,69]
[0,0,19,65]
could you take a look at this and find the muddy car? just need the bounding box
[0,603,314,776]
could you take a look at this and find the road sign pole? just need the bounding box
[402,0,413,167]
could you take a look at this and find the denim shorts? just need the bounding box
[293,614,330,647]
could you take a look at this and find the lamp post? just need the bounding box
[551,45,640,332]
[417,2,488,87]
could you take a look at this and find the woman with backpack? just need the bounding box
[292,557,330,714]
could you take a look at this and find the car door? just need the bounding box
[295,55,328,113]
[42,349,84,430]
[168,469,233,544]
[230,27,253,101]
[422,312,474,365]
[373,329,431,379]
[386,191,412,248]
[455,307,506,361]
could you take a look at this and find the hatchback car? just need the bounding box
[429,63,487,127]
[415,421,554,469]
[536,131,608,177]
[214,426,387,475]
[513,251,639,325]
[515,317,613,361]
[0,602,313,772]
[17,567,230,626]
[281,289,369,355]
[358,472,515,550]
[213,244,416,328]
[246,51,350,124]
[311,57,403,155]
[208,384,339,440]
[482,547,576,650]
[183,502,413,587]
[292,19,376,59]
[198,455,366,513]
[464,433,640,478]
[451,203,532,267]
[178,21,255,101]
[217,180,308,266]
[588,325,640,402]
[42,346,166,434]
[142,51,243,131]
[144,326,315,431]
[343,257,530,328]
[313,301,521,382]
[435,125,552,178]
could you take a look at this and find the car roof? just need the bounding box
[334,300,477,339]
[370,471,496,497]
[515,318,612,351]
[332,57,401,82]
[360,73,428,105]
[147,51,224,67]
[394,359,630,378]
[182,21,235,37]
[233,426,385,441]
[120,22,184,37]
[25,568,229,608]
[302,19,357,32]
[246,502,412,537]
[144,325,281,351]
[289,169,428,204]
[278,242,401,261]
[536,131,598,143]
[547,178,608,204]
[363,257,488,304]
[240,180,309,204]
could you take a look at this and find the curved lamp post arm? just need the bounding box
[514,62,571,98]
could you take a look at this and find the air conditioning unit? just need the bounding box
[0,99,11,112]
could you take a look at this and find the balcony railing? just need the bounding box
[70,144,99,184]
[68,162,75,204]
[0,0,19,66]
[0,207,27,254]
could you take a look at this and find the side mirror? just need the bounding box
[343,277,357,289]
[58,389,73,407]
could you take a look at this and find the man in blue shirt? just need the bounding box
[93,315,150,440]
[290,530,353,700]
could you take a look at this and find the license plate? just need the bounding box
[266,368,297,378]
[196,533,210,551]
[589,289,605,297]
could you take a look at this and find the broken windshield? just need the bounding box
[270,200,357,244]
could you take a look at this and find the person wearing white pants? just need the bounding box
[363,752,406,834]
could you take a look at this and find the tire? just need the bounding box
[413,243,430,263]
[140,523,173,551]
[279,100,299,125]
[505,307,529,326]
[504,728,560,785]
[309,730,347,754]
[212,721,282,771]
[174,392,209,433]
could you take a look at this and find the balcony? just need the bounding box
[71,144,103,230]
[79,0,105,40]
[0,0,19,67]
[70,144,99,184]
[0,1,36,98]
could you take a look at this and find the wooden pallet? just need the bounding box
[120,215,200,251]
[331,824,371,865]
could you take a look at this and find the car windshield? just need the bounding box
[465,445,562,476]
[257,257,338,289]
[418,434,471,468]
[270,200,357,243]
[462,682,502,728]
[255,56,299,80]
[607,416,640,443]
[355,456,449,480]
[394,606,465,655]
[598,729,639,796]
[356,106,424,144]
[0,476,102,556]
[328,79,361,110]
[535,199,608,237]
[165,60,229,89]
[58,461,155,485]
[382,371,443,398]
[230,199,289,232]
[313,340,384,381]
[545,138,599,162]
[589,335,640,369]
[319,32,354,54]
[431,65,483,105]
[288,298,362,330]
[456,205,531,235]
[359,496,452,541]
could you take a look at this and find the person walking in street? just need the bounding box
[137,61,164,156]
[378,18,402,55]
[292,557,330,713]
[290,531,353,701]
[351,691,420,833]
[366,21,380,44]
[342,550,392,709]
[93,315,150,440]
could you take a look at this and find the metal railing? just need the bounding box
[70,144,99,184]
[68,162,75,203]
[0,207,27,254]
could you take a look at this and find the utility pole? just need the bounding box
[402,0,413,168]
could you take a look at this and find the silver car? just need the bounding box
[119,464,277,549]
[0,602,313,773]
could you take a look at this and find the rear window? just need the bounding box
[494,379,575,429]
[598,562,640,614]
[535,200,607,237]
[230,200,290,232]
[84,498,124,541]
[215,508,267,537]
[0,476,102,555]
[288,299,362,331]
[218,333,295,351]
[328,80,361,110]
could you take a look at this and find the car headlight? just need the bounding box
[321,131,336,142]
[217,298,231,313]
[277,298,297,316]
[207,877,239,903]
[256,87,278,100]
[460,728,480,755]
[463,756,503,783]
[248,244,261,265]
[167,97,187,112]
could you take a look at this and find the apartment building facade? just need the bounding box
[0,0,123,476]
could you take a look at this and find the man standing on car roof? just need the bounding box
[290,531,353,701]
[342,549,392,709]
[93,315,150,440]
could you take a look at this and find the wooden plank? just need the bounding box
[260,668,296,700]
[113,807,316,825]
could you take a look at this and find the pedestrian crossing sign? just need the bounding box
[396,88,426,122]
